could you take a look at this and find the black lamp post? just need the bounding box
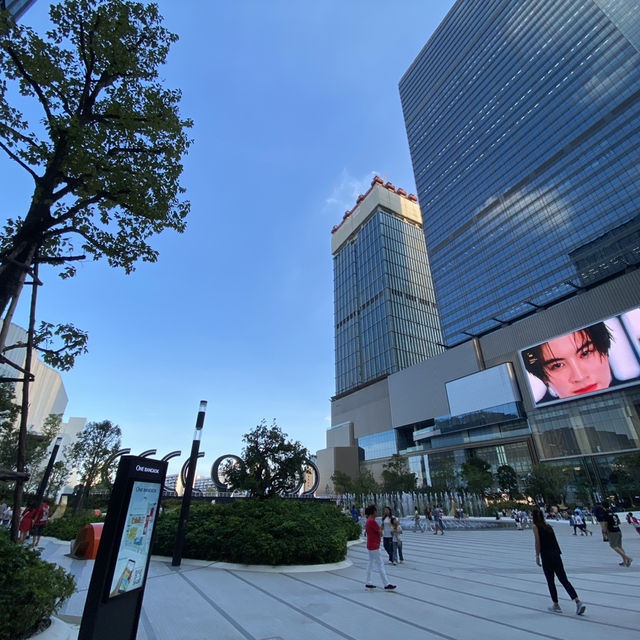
[172,401,207,567]
[34,435,64,508]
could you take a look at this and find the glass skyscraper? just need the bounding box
[332,176,444,396]
[400,0,640,347]
[1,0,37,20]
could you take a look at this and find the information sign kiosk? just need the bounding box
[79,455,167,640]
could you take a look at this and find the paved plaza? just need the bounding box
[42,520,639,640]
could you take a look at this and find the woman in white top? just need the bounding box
[382,506,394,564]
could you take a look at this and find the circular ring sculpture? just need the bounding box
[211,455,244,492]
[180,451,205,488]
[210,455,319,496]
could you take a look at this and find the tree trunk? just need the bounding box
[9,260,38,542]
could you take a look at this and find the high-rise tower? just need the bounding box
[400,0,640,346]
[332,176,443,396]
[1,0,37,20]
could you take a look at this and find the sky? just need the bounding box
[2,0,455,475]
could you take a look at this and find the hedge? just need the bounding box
[0,532,75,640]
[44,511,106,541]
[152,499,361,565]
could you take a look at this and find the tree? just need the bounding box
[524,464,568,505]
[381,453,417,492]
[461,456,493,494]
[0,389,63,492]
[223,420,309,499]
[330,470,353,496]
[495,464,519,499]
[352,469,379,498]
[0,0,192,345]
[23,414,64,494]
[67,419,121,510]
[429,462,458,493]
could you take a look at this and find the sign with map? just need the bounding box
[108,481,161,597]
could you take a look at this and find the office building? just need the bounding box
[318,1,640,499]
[332,176,444,397]
[399,0,640,347]
[1,0,37,20]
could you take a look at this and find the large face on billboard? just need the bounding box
[521,308,640,406]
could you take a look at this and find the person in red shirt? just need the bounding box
[364,504,396,591]
[31,501,50,547]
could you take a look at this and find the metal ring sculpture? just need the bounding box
[211,455,245,492]
[180,451,205,488]
[210,455,319,496]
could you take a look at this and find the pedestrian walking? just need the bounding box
[626,512,640,536]
[382,506,395,563]
[532,509,586,615]
[364,505,396,591]
[18,503,37,544]
[603,505,632,567]
[392,516,404,564]
[592,503,608,541]
[424,506,434,532]
[432,505,445,535]
[413,506,424,532]
[31,501,50,547]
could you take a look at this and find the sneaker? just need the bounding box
[625,557,632,567]
[384,584,397,590]
[576,601,586,616]
[548,604,562,613]
[398,560,404,564]
[365,584,376,589]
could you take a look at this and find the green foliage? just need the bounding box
[224,421,309,498]
[429,462,459,493]
[153,499,360,565]
[23,414,64,494]
[495,464,519,499]
[0,0,193,348]
[382,454,417,492]
[352,469,379,497]
[44,511,105,541]
[0,532,75,640]
[461,456,492,494]
[524,464,568,505]
[331,470,353,495]
[67,419,121,508]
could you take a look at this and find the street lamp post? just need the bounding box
[172,401,207,567]
[34,435,64,508]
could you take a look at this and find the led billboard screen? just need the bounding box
[520,307,640,406]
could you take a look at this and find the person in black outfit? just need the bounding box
[532,509,586,615]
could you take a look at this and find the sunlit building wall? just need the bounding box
[332,176,444,396]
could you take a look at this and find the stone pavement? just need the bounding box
[41,520,639,640]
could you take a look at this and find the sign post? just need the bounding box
[78,455,167,640]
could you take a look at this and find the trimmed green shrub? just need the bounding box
[45,511,106,541]
[0,532,75,640]
[153,499,361,565]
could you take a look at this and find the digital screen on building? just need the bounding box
[108,481,161,598]
[520,307,640,407]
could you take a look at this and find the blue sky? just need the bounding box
[3,0,454,474]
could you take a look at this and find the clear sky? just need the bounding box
[2,0,454,474]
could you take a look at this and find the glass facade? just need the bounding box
[1,0,37,19]
[334,207,443,395]
[400,0,640,346]
[529,386,640,460]
[358,429,398,461]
